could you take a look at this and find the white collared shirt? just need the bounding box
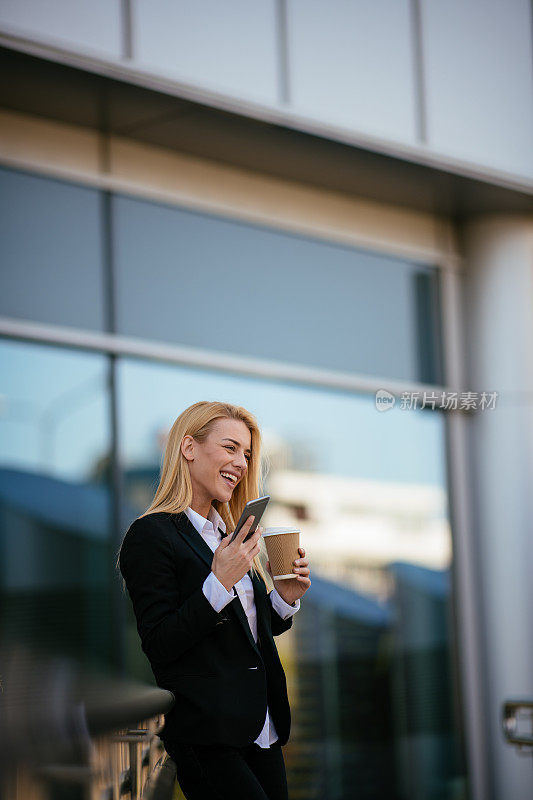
[184,505,299,749]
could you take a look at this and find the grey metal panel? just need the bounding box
[1,47,532,217]
[421,0,533,178]
[113,194,440,383]
[0,168,106,332]
[0,0,122,59]
[132,0,279,103]
[286,0,418,143]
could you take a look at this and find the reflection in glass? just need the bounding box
[0,339,114,670]
[118,358,465,799]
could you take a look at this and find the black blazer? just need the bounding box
[119,511,292,749]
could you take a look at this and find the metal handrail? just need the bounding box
[83,681,175,737]
[0,646,175,767]
[0,646,176,800]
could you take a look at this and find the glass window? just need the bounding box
[113,194,443,384]
[118,358,465,798]
[0,339,114,671]
[0,167,106,332]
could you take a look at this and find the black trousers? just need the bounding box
[166,740,289,800]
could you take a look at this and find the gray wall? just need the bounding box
[0,0,122,58]
[284,0,418,142]
[132,0,279,103]
[1,0,532,179]
[463,216,533,800]
[420,0,533,178]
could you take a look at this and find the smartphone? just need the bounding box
[230,495,270,543]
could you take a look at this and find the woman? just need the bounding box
[119,401,311,800]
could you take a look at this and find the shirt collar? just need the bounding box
[185,505,226,537]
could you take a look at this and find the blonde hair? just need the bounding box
[136,401,268,583]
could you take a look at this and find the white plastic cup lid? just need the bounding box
[262,526,300,536]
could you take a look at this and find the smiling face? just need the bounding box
[181,417,252,517]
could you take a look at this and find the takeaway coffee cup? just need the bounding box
[262,527,300,580]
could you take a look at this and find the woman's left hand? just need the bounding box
[266,547,311,606]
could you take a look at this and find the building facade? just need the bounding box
[1,2,533,798]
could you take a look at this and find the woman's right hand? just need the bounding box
[211,516,262,592]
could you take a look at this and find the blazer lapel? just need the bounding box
[170,513,262,656]
[170,512,214,570]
